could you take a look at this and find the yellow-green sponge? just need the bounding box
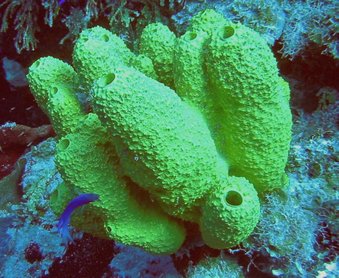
[205,21,292,193]
[54,113,186,254]
[28,57,185,255]
[26,8,292,253]
[73,26,156,91]
[27,57,84,137]
[27,57,79,113]
[91,66,221,222]
[200,176,260,249]
[140,23,176,88]
[142,9,292,194]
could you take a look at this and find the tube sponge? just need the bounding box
[27,8,292,253]
[91,66,260,249]
[140,23,176,88]
[55,113,186,254]
[28,59,186,254]
[91,66,221,222]
[200,176,260,249]
[141,9,292,194]
[27,57,84,137]
[205,22,292,193]
[27,57,79,112]
[72,26,133,90]
[73,26,157,91]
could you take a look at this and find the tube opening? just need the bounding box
[51,87,58,94]
[225,190,243,206]
[187,32,197,40]
[58,139,70,151]
[100,73,116,86]
[102,34,109,42]
[222,26,235,39]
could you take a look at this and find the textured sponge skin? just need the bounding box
[142,9,292,194]
[27,57,84,137]
[91,67,221,222]
[140,23,176,88]
[28,58,186,255]
[55,114,185,254]
[27,9,292,253]
[200,176,260,249]
[205,23,292,193]
[72,26,157,91]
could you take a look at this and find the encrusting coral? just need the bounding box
[27,9,292,254]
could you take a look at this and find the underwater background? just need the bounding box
[0,1,338,277]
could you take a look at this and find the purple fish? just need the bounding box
[58,0,66,5]
[57,193,99,244]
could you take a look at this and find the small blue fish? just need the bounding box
[58,0,66,5]
[57,193,99,244]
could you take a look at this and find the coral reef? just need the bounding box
[1,102,336,276]
[173,0,339,59]
[240,102,339,277]
[0,1,337,277]
[20,138,62,217]
[2,56,28,87]
[105,244,180,277]
[0,218,64,277]
[26,9,292,254]
[0,0,185,53]
[0,122,54,178]
[0,140,65,277]
[2,1,337,59]
[0,156,25,209]
[187,255,244,278]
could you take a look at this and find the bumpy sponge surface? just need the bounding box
[141,9,292,194]
[140,23,176,88]
[205,22,292,193]
[200,176,260,249]
[28,59,185,255]
[27,57,84,137]
[55,114,185,254]
[91,66,221,222]
[73,26,156,91]
[27,8,292,253]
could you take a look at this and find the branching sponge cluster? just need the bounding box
[27,9,292,254]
